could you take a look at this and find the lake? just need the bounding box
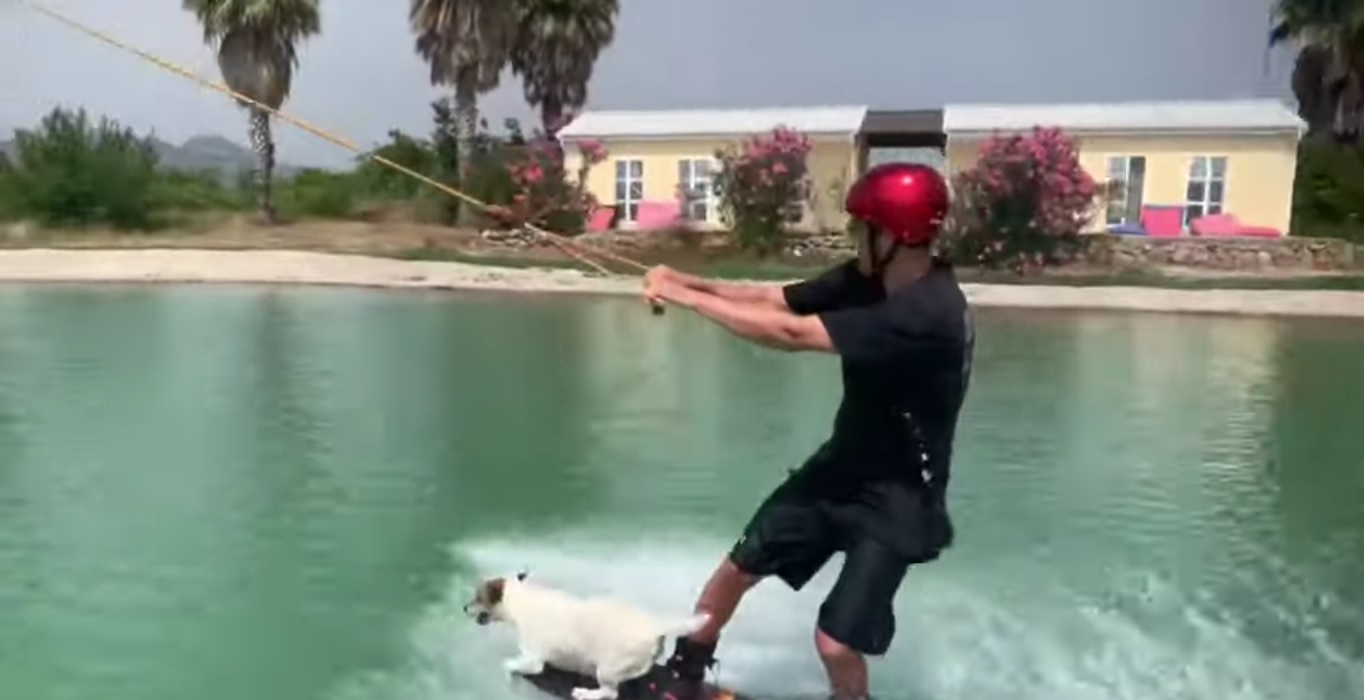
[0,284,1360,700]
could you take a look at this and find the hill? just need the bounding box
[0,132,303,180]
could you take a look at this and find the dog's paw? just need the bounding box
[503,656,544,676]
[570,687,615,700]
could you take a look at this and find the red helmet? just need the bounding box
[844,162,949,246]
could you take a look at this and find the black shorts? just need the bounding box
[726,463,952,656]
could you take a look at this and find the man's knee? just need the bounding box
[815,628,870,700]
[718,555,763,588]
[814,627,861,665]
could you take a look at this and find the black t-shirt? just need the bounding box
[782,256,974,499]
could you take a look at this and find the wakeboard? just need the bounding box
[516,664,751,700]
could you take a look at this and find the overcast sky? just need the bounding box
[1,0,1295,168]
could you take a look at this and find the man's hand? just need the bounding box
[647,275,693,308]
[642,265,675,308]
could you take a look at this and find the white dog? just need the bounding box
[463,572,710,700]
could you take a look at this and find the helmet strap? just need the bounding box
[864,226,901,281]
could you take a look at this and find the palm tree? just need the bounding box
[410,0,516,215]
[182,0,321,223]
[1269,0,1364,141]
[509,0,619,138]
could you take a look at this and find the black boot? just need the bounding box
[639,637,716,699]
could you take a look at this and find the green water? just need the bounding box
[1,285,1362,700]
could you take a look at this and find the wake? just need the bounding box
[335,530,1364,700]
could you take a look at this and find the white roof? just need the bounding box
[943,99,1305,134]
[556,105,868,140]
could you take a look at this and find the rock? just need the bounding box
[577,228,1355,274]
[1089,234,1353,273]
[480,227,539,247]
[3,223,30,241]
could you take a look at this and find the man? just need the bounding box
[639,162,975,700]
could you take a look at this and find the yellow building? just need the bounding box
[557,106,867,232]
[559,99,1307,236]
[943,99,1307,234]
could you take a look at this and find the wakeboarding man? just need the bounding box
[640,162,975,700]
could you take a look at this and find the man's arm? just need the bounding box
[662,267,789,309]
[654,259,861,315]
[655,276,956,362]
[657,282,835,353]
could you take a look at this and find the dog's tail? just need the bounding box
[658,612,711,639]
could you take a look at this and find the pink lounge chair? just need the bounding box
[632,201,684,230]
[1189,214,1239,236]
[1189,213,1282,238]
[1140,205,1184,237]
[586,206,615,232]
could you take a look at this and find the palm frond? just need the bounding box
[1271,20,1295,45]
[409,0,515,90]
[182,0,321,49]
[509,0,619,115]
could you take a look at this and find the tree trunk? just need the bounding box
[540,99,568,164]
[247,106,277,224]
[453,80,479,227]
[1293,46,1337,137]
[541,98,566,140]
[1336,76,1361,143]
[1345,43,1364,143]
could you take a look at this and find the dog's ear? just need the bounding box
[480,577,507,606]
[516,569,528,581]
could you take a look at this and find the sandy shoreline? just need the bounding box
[2,248,1363,319]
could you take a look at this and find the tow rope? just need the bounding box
[15,0,664,312]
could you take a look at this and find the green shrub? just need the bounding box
[4,107,160,229]
[151,169,248,212]
[1292,138,1364,242]
[0,153,17,222]
[421,98,464,225]
[277,169,357,219]
[459,120,523,223]
[354,129,438,200]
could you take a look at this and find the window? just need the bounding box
[1184,156,1226,227]
[614,159,643,222]
[677,158,715,222]
[1104,155,1146,226]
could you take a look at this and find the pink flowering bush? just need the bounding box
[941,126,1097,273]
[712,126,814,253]
[461,118,606,234]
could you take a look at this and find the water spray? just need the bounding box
[15,0,667,314]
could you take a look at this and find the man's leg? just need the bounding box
[649,555,760,694]
[650,472,836,698]
[812,535,911,700]
[685,557,760,643]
